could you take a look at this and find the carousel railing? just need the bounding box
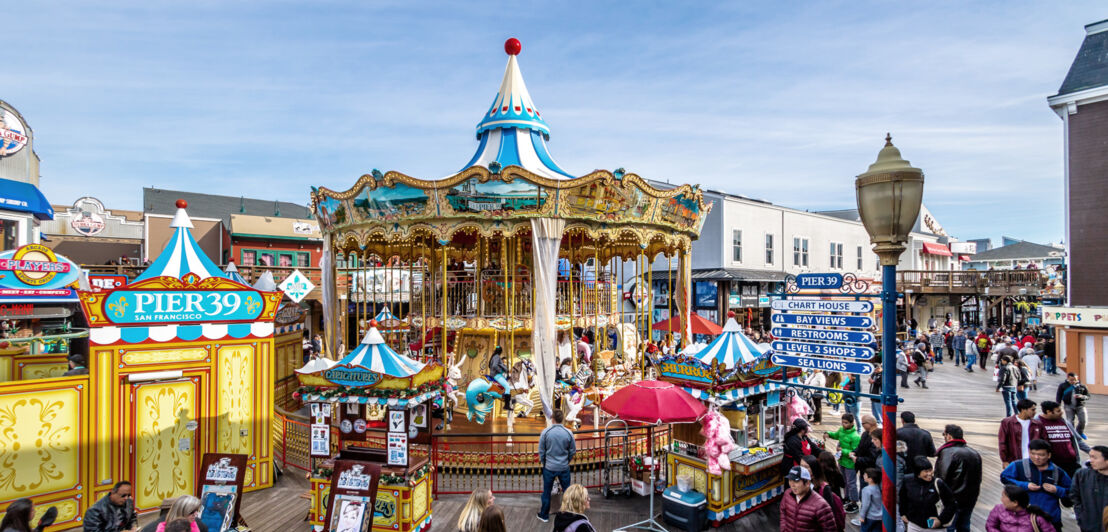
[431,425,670,495]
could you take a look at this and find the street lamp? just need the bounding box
[855,133,924,532]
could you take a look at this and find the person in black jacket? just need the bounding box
[82,481,136,532]
[934,424,982,532]
[896,411,936,465]
[781,418,823,476]
[1057,373,1090,437]
[852,417,882,474]
[899,456,956,530]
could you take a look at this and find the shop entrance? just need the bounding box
[127,378,200,511]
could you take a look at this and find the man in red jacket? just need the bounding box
[998,398,1045,468]
[1037,400,1091,477]
[780,466,837,532]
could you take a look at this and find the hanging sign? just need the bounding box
[0,245,81,292]
[770,327,875,345]
[771,340,875,360]
[310,424,330,456]
[796,273,843,290]
[279,269,315,303]
[770,353,874,375]
[771,299,873,313]
[772,313,874,329]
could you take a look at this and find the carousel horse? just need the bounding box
[442,356,465,429]
[507,359,537,418]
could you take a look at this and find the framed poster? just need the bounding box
[387,432,408,467]
[327,460,381,532]
[196,453,247,532]
[311,424,330,456]
[387,409,407,434]
[410,403,427,428]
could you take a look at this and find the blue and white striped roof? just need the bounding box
[696,317,769,369]
[458,39,574,180]
[224,261,248,285]
[336,326,425,378]
[374,305,402,323]
[134,203,226,282]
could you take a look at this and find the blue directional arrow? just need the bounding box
[771,340,875,360]
[771,327,875,345]
[770,354,874,375]
[771,313,874,329]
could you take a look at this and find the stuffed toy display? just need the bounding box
[787,391,811,426]
[699,410,738,475]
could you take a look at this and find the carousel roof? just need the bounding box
[337,324,425,378]
[695,317,768,369]
[374,305,402,323]
[458,38,573,180]
[134,200,227,282]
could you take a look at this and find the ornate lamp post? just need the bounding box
[855,134,924,532]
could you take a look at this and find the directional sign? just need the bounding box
[771,327,875,345]
[796,273,843,290]
[772,313,874,329]
[770,353,874,375]
[772,340,875,360]
[771,299,873,313]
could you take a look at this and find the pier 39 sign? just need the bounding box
[80,274,282,326]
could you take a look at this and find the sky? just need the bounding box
[6,1,1103,245]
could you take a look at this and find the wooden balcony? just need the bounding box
[896,269,1048,297]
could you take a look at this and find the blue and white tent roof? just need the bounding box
[374,305,402,323]
[336,325,425,378]
[458,39,574,180]
[224,261,247,285]
[134,201,227,282]
[696,317,769,369]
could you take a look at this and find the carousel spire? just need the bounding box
[460,38,574,179]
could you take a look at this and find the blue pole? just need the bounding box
[881,263,898,532]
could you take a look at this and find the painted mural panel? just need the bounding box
[562,181,651,221]
[315,196,348,230]
[122,347,209,366]
[445,177,547,214]
[134,379,197,510]
[218,345,254,455]
[657,192,701,231]
[0,386,82,498]
[350,183,431,222]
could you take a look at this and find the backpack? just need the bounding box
[977,337,989,350]
[820,483,846,531]
[565,518,592,532]
[1018,460,1073,508]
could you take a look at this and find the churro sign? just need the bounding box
[1042,307,1108,328]
[0,108,28,158]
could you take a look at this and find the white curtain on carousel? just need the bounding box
[531,217,565,421]
[320,235,339,358]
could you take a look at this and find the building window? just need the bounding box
[297,253,310,268]
[856,246,863,270]
[765,234,774,265]
[732,230,742,262]
[830,242,843,269]
[259,252,276,266]
[241,250,256,266]
[1,219,19,251]
[793,237,809,267]
[279,254,293,267]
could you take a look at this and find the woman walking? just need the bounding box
[985,485,1056,532]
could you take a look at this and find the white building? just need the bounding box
[0,99,50,250]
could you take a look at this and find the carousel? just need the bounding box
[305,37,712,435]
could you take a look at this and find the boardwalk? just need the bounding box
[134,364,1104,531]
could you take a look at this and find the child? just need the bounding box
[824,413,861,513]
[858,468,883,532]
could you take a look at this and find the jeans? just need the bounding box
[933,346,944,363]
[539,468,571,519]
[1065,404,1088,435]
[953,347,965,366]
[841,465,858,502]
[965,353,977,370]
[898,370,909,387]
[1017,388,1027,401]
[1001,386,1018,416]
[1046,356,1056,374]
[946,507,973,532]
[847,399,861,424]
[862,519,883,532]
[914,368,928,385]
[870,401,882,421]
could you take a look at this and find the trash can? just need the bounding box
[661,485,706,532]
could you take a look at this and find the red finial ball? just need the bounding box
[369,319,378,328]
[504,38,521,56]
[727,311,736,318]
[175,199,188,209]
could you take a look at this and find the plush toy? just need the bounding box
[787,391,811,426]
[699,410,738,475]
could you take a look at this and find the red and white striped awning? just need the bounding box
[922,242,952,256]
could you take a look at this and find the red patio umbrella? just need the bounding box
[600,379,706,424]
[651,313,723,336]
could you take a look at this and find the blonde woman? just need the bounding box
[456,489,493,532]
[553,484,596,532]
[151,495,204,532]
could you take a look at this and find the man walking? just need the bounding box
[896,411,936,463]
[998,399,1044,468]
[537,409,576,522]
[1057,373,1090,438]
[963,335,978,373]
[996,356,1020,417]
[951,329,966,367]
[1000,439,1073,531]
[83,481,137,532]
[779,466,837,532]
[934,424,982,532]
[1020,343,1041,392]
[929,328,945,364]
[1037,400,1091,477]
[1071,445,1108,532]
[1043,336,1058,375]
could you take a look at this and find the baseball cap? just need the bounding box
[785,466,811,482]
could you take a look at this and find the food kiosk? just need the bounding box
[660,314,801,526]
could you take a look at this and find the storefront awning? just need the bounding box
[959,254,971,261]
[0,178,54,220]
[690,268,789,282]
[921,242,952,256]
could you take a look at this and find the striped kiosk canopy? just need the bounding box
[373,305,408,333]
[134,199,227,282]
[695,315,769,370]
[337,321,425,378]
[224,261,248,285]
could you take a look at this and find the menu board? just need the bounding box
[327,460,382,532]
[196,453,247,532]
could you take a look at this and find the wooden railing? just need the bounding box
[896,269,1047,294]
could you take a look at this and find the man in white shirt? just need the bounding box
[1020,342,1041,391]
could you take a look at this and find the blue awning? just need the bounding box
[0,179,54,220]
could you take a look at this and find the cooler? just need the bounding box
[661,486,706,532]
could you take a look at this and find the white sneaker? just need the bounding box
[850,518,862,527]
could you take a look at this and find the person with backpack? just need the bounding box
[800,456,845,531]
[985,485,1057,532]
[1015,360,1032,401]
[976,332,993,370]
[780,466,838,532]
[899,457,956,532]
[1000,439,1073,531]
[1056,373,1090,438]
[551,485,596,532]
